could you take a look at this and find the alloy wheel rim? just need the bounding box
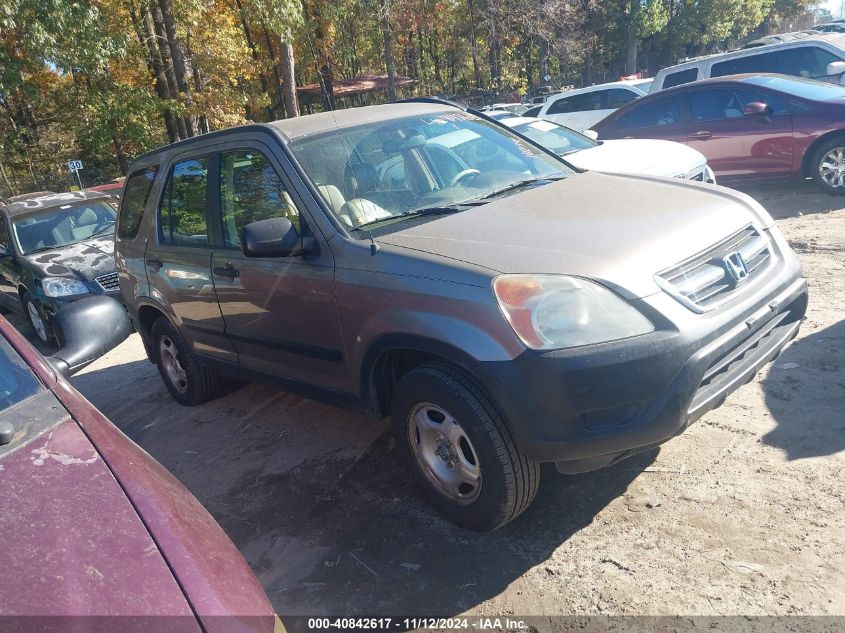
[159,335,188,392]
[27,302,47,342]
[819,147,845,189]
[407,402,482,505]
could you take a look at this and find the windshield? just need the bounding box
[13,202,116,255]
[510,119,597,155]
[288,110,571,233]
[745,75,845,101]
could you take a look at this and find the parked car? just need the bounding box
[534,80,651,131]
[743,33,798,48]
[813,22,845,33]
[650,34,845,91]
[116,101,807,531]
[591,73,845,193]
[496,116,715,182]
[0,191,122,344]
[0,295,277,631]
[85,176,126,199]
[483,103,530,115]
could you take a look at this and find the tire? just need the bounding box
[391,362,540,531]
[811,135,845,195]
[21,293,53,345]
[150,317,220,406]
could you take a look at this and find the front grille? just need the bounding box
[656,224,773,312]
[95,271,120,293]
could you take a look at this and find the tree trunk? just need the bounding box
[128,0,179,142]
[156,0,196,136]
[583,47,594,86]
[112,134,129,175]
[185,31,209,133]
[466,0,482,88]
[625,19,639,75]
[381,0,396,100]
[233,0,273,120]
[0,158,17,197]
[150,0,189,139]
[539,38,549,85]
[280,35,299,118]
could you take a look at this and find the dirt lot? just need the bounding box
[19,181,843,619]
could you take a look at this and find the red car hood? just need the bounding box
[0,419,200,630]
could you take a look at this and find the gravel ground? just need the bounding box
[28,180,841,620]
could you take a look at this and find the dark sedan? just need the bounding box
[590,73,845,193]
[0,296,277,632]
[0,191,121,344]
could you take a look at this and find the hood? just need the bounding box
[567,139,706,178]
[23,235,116,282]
[0,419,200,621]
[378,171,773,299]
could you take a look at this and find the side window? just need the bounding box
[159,157,209,247]
[711,52,773,77]
[118,165,158,239]
[733,89,790,115]
[616,95,682,129]
[689,89,736,122]
[547,91,604,114]
[218,150,300,248]
[662,68,699,89]
[776,46,839,79]
[606,88,640,109]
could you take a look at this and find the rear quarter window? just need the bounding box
[662,68,699,89]
[118,166,159,239]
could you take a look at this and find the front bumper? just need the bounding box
[481,270,807,474]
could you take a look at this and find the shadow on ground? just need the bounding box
[72,353,656,619]
[732,180,842,221]
[762,319,845,460]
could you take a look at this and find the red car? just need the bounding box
[590,73,845,193]
[0,297,278,633]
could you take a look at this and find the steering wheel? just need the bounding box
[449,169,481,187]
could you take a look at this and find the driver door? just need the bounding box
[210,144,347,392]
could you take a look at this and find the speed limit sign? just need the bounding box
[67,159,84,171]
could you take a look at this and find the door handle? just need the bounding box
[213,264,240,279]
[146,257,163,271]
[689,130,712,140]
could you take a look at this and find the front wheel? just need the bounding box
[22,293,52,344]
[812,137,845,195]
[150,317,220,406]
[391,362,540,531]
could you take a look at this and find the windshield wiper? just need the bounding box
[475,175,566,201]
[353,205,466,232]
[91,221,116,236]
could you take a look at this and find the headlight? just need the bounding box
[42,277,90,298]
[492,274,654,350]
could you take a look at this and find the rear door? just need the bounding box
[209,144,346,391]
[144,154,236,363]
[605,93,688,144]
[685,86,793,181]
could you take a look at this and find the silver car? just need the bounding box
[115,101,807,530]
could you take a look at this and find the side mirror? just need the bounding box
[582,129,599,140]
[826,60,845,77]
[241,217,306,258]
[49,296,132,377]
[743,101,770,116]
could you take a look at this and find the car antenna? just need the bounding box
[367,229,380,255]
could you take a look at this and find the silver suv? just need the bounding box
[115,101,807,530]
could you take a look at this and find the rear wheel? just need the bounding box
[812,136,845,195]
[150,317,220,405]
[391,362,540,531]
